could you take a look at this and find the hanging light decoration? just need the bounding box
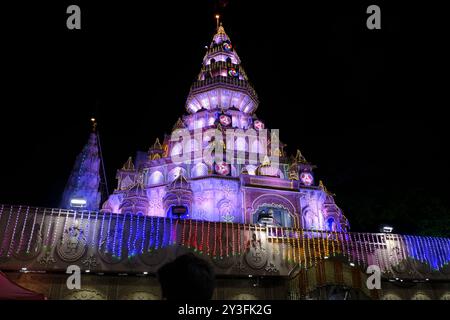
[98,212,106,252]
[26,208,39,254]
[141,215,147,254]
[206,221,211,255]
[7,206,22,257]
[149,216,155,251]
[104,212,113,254]
[213,221,217,258]
[49,209,62,253]
[219,222,223,259]
[180,218,186,248]
[225,222,229,257]
[16,207,30,254]
[117,213,127,259]
[173,218,179,246]
[90,212,99,248]
[199,220,204,253]
[155,217,160,250]
[112,213,120,257]
[127,214,134,258]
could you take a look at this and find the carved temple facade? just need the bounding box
[1,23,450,300]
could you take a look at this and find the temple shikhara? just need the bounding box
[1,21,450,300]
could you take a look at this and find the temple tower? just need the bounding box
[61,123,102,211]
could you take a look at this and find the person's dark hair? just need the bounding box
[157,253,215,300]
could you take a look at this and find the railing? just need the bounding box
[189,76,258,100]
[0,204,449,277]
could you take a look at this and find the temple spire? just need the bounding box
[61,125,102,211]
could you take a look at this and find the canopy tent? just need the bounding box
[0,271,46,300]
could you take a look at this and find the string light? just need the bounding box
[236,223,240,256]
[84,211,91,245]
[77,211,85,241]
[26,208,39,254]
[49,209,62,253]
[358,233,366,266]
[43,209,54,249]
[127,214,134,257]
[169,216,173,245]
[118,213,127,259]
[141,215,147,254]
[161,216,166,248]
[105,212,113,254]
[231,222,235,256]
[199,220,204,253]
[188,219,193,249]
[148,216,154,251]
[291,228,296,264]
[69,210,77,239]
[16,207,30,254]
[193,220,198,251]
[112,213,120,257]
[98,212,106,252]
[225,222,229,257]
[173,218,179,246]
[206,221,211,255]
[7,206,22,257]
[213,221,217,258]
[331,230,336,256]
[91,212,99,249]
[301,229,307,269]
[132,214,140,257]
[155,217,160,250]
[181,218,186,247]
[61,210,70,246]
[219,222,223,259]
[306,230,312,267]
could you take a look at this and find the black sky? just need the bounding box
[0,1,448,235]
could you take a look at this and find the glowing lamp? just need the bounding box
[70,198,87,208]
[381,225,393,233]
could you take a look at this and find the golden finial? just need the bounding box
[91,118,97,132]
[153,138,162,150]
[122,157,135,171]
[215,14,220,30]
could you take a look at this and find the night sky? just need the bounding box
[1,1,448,236]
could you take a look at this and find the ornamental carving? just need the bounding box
[245,232,267,270]
[56,227,87,262]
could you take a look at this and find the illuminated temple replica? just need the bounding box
[1,22,450,300]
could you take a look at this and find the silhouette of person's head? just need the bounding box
[157,253,215,300]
